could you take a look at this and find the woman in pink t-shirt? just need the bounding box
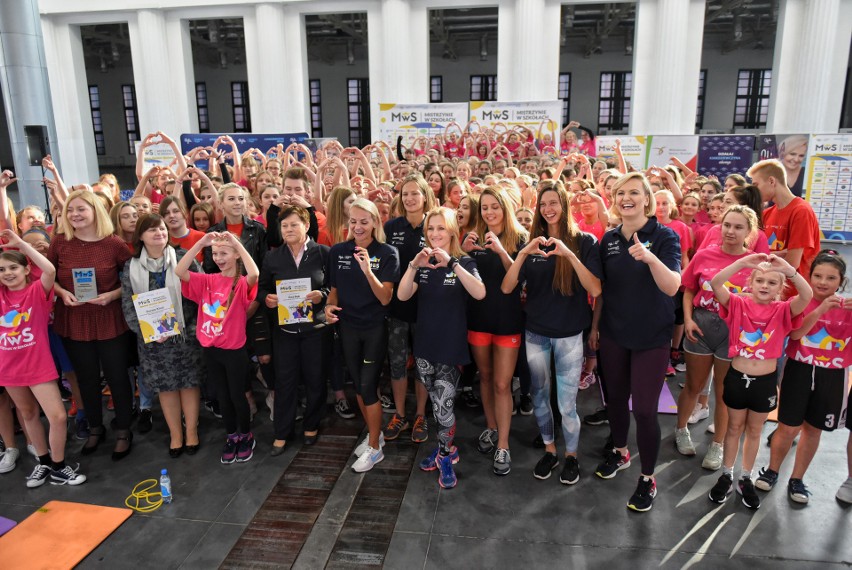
[0,230,86,486]
[755,250,852,502]
[708,252,811,510]
[177,232,259,465]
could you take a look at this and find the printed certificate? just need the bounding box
[276,278,314,325]
[133,288,181,343]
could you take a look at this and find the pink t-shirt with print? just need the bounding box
[0,281,57,386]
[786,298,852,369]
[697,223,770,254]
[681,248,753,314]
[720,294,802,360]
[181,272,257,350]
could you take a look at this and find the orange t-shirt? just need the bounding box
[763,197,821,296]
[226,222,244,237]
[170,228,206,262]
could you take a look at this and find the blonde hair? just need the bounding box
[59,189,115,239]
[722,204,760,249]
[424,207,465,258]
[747,159,787,187]
[326,186,356,245]
[608,172,656,219]
[653,190,678,220]
[474,186,528,255]
[348,198,385,243]
[217,182,246,203]
[109,201,137,237]
[99,173,120,202]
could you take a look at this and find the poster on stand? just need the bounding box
[696,135,755,180]
[376,103,469,147]
[596,136,646,170]
[644,135,699,171]
[804,134,852,242]
[757,134,810,197]
[179,133,310,163]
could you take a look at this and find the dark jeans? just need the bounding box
[339,322,388,406]
[599,335,669,475]
[203,346,251,434]
[272,326,330,440]
[63,334,131,430]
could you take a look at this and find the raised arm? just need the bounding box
[0,171,16,232]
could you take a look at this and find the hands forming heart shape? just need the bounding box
[414,247,450,269]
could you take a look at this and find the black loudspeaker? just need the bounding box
[24,125,50,166]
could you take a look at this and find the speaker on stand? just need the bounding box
[23,125,52,223]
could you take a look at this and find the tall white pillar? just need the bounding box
[631,0,705,134]
[244,3,310,133]
[767,0,852,133]
[368,0,429,141]
[497,0,562,101]
[128,10,197,139]
[40,17,99,188]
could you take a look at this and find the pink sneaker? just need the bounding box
[579,371,597,390]
[665,364,676,377]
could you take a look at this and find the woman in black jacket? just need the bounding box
[258,206,330,454]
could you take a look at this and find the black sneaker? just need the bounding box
[137,409,153,434]
[709,473,733,503]
[519,394,533,416]
[595,449,631,479]
[738,477,761,509]
[205,400,222,419]
[584,408,609,426]
[50,463,87,485]
[755,467,779,491]
[601,433,614,457]
[335,399,356,419]
[533,452,559,480]
[627,476,657,512]
[462,389,481,408]
[788,478,811,504]
[26,464,52,488]
[559,456,580,485]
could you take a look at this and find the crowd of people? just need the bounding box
[0,120,850,514]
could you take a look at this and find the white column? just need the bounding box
[497,0,562,101]
[368,0,429,141]
[244,3,310,133]
[630,0,705,134]
[127,10,197,139]
[767,0,852,133]
[40,17,99,186]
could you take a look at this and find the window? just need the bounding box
[470,75,497,101]
[88,85,105,156]
[310,79,323,138]
[232,81,251,132]
[733,69,771,129]
[122,85,139,155]
[598,72,632,132]
[430,76,443,103]
[696,70,707,130]
[839,67,851,130]
[196,82,209,133]
[347,78,370,147]
[558,73,571,126]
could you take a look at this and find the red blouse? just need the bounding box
[47,234,133,341]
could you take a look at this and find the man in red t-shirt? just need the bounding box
[748,158,821,297]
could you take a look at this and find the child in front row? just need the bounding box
[176,232,259,464]
[708,253,812,510]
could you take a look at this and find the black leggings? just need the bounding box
[204,346,251,434]
[339,322,388,406]
[63,334,131,430]
[599,335,669,475]
[272,327,330,439]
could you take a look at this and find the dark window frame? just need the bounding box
[733,69,771,129]
[347,78,370,147]
[231,81,252,133]
[196,82,209,133]
[121,84,140,155]
[598,71,632,132]
[310,79,323,138]
[470,75,498,101]
[430,76,443,103]
[88,85,105,156]
[696,69,707,131]
[558,72,571,126]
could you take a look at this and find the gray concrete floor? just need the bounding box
[0,374,850,569]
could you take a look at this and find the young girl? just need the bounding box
[397,208,485,488]
[176,232,259,464]
[110,202,139,251]
[190,202,215,233]
[516,207,534,232]
[0,230,86,486]
[457,194,479,238]
[755,250,852,503]
[255,185,281,229]
[708,253,811,509]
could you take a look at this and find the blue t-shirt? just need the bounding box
[466,236,525,335]
[329,240,400,329]
[414,256,480,366]
[599,217,681,350]
[518,232,602,338]
[384,216,426,323]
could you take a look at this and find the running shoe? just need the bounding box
[419,446,459,472]
[627,476,657,512]
[595,449,631,479]
[675,428,696,456]
[411,415,428,443]
[335,398,355,419]
[533,452,559,480]
[738,477,761,509]
[436,452,457,489]
[755,467,779,491]
[493,448,511,476]
[579,371,597,391]
[354,432,385,457]
[702,442,724,471]
[221,434,239,464]
[559,456,580,486]
[709,473,733,504]
[67,398,78,418]
[0,448,19,473]
[26,463,51,488]
[477,428,498,454]
[380,394,394,414]
[75,418,90,441]
[462,389,481,408]
[236,433,256,463]
[788,478,811,504]
[584,408,609,426]
[688,404,710,424]
[519,394,534,415]
[383,413,410,440]
[665,363,676,377]
[50,463,86,485]
[836,478,852,504]
[352,446,384,473]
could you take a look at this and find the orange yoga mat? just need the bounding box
[768,369,852,422]
[0,500,132,570]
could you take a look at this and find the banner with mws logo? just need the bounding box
[377,103,469,147]
[468,101,562,133]
[805,134,852,242]
[596,136,646,170]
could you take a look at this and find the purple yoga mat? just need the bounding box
[0,516,17,537]
[628,379,678,414]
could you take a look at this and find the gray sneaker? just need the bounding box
[675,428,696,456]
[702,442,724,470]
[836,477,852,504]
[477,428,498,454]
[493,447,511,476]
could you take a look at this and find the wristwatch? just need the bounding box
[447,256,459,271]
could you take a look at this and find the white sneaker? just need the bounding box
[352,446,384,473]
[706,423,716,434]
[836,478,852,504]
[26,464,51,488]
[27,444,38,459]
[50,463,87,486]
[675,428,696,456]
[353,432,385,457]
[702,442,724,470]
[0,448,19,473]
[688,404,710,424]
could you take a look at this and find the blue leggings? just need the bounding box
[525,331,584,453]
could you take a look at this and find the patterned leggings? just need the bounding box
[416,358,461,454]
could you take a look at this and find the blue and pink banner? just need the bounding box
[696,135,755,180]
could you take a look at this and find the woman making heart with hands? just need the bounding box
[502,180,602,485]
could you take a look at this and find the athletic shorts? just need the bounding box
[468,330,522,349]
[682,308,731,361]
[673,290,684,326]
[387,318,415,379]
[779,359,849,431]
[723,366,778,413]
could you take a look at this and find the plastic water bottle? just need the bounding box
[160,469,173,504]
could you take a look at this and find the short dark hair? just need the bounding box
[278,206,310,226]
[131,214,167,258]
